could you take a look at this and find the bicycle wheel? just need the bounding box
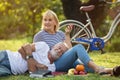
[59,20,92,51]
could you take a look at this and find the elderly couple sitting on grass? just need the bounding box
[0,9,120,77]
[0,41,120,77]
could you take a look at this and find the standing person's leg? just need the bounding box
[0,50,12,76]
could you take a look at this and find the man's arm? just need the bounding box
[18,43,48,72]
[18,43,35,59]
[18,43,37,72]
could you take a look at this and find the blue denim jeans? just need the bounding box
[0,50,12,76]
[54,44,94,73]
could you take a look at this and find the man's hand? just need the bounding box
[22,43,32,55]
[18,46,26,59]
[18,43,41,72]
[18,43,32,59]
[36,63,48,70]
[27,58,38,72]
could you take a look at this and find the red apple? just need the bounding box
[79,71,86,75]
[74,69,79,75]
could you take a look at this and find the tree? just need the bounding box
[0,0,63,39]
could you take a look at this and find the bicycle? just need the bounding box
[59,0,120,54]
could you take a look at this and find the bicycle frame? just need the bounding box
[82,11,120,43]
[102,12,120,42]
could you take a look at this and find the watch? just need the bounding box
[26,55,33,60]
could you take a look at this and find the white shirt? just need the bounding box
[7,42,56,75]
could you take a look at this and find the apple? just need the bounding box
[79,71,86,75]
[68,68,75,75]
[74,69,79,75]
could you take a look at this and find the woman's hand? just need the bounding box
[65,25,73,35]
[64,25,73,48]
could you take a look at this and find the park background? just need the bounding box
[0,0,120,80]
[0,0,120,52]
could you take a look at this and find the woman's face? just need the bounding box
[42,15,56,33]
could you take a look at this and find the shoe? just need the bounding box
[99,72,109,75]
[97,66,110,75]
[112,66,120,77]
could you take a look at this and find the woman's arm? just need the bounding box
[64,26,73,48]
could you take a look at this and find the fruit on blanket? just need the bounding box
[76,64,85,71]
[68,65,87,75]
[68,68,75,75]
[79,71,86,75]
[74,69,79,75]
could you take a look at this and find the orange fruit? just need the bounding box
[75,64,85,71]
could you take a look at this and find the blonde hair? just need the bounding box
[41,10,59,31]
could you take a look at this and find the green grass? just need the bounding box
[90,51,120,68]
[0,37,32,51]
[0,38,120,80]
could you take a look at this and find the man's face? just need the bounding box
[53,42,68,53]
[50,48,60,60]
[50,42,68,60]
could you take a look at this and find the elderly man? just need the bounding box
[0,41,68,76]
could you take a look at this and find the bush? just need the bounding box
[105,38,120,52]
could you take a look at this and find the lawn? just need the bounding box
[0,38,120,80]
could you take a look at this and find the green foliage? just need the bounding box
[105,38,120,52]
[0,0,64,39]
[80,0,89,3]
[0,0,120,52]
